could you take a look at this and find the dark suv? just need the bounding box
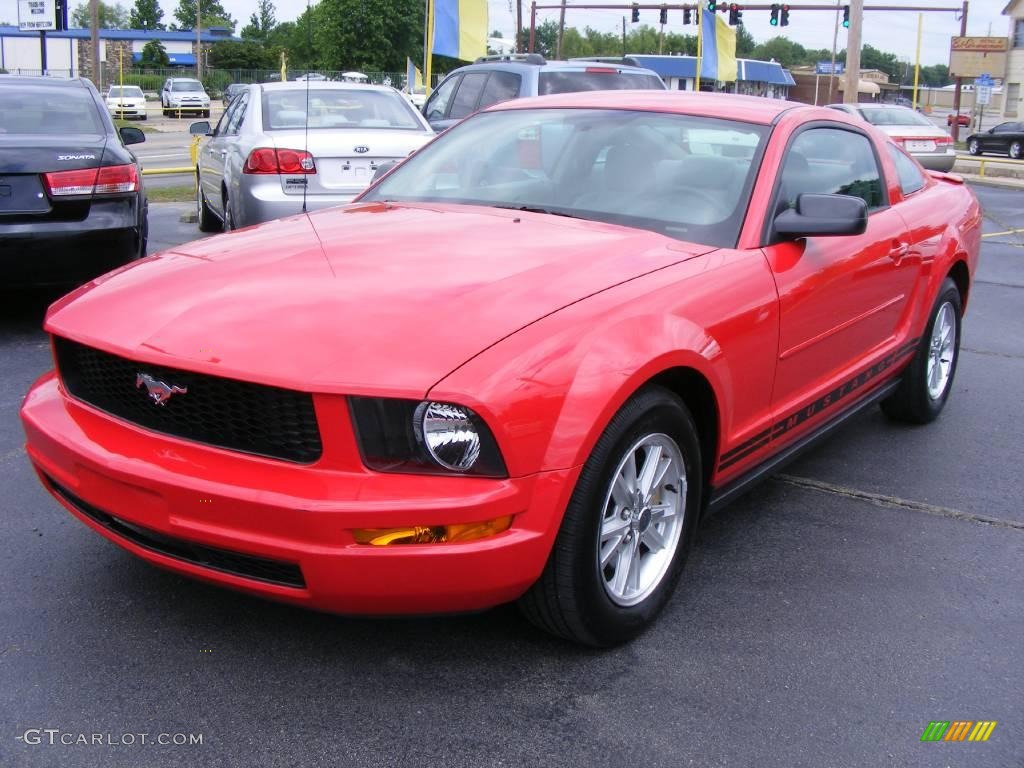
[423,54,665,132]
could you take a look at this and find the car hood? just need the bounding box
[45,203,712,396]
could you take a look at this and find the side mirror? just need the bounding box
[189,121,212,136]
[119,126,145,146]
[371,160,399,182]
[774,193,867,239]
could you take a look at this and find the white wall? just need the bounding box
[130,39,192,55]
[0,34,77,74]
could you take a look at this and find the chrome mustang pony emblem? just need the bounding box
[135,373,187,405]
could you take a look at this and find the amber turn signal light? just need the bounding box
[353,516,513,546]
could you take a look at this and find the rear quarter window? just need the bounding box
[538,71,665,95]
[887,143,926,196]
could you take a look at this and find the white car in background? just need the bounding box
[105,85,147,120]
[828,102,955,172]
[189,82,434,231]
[161,77,211,118]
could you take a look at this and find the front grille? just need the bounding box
[45,474,306,589]
[53,336,323,464]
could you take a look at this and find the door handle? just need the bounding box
[889,241,909,261]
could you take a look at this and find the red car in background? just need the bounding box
[21,92,981,646]
[947,113,971,127]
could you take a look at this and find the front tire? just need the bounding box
[881,278,962,424]
[196,177,222,233]
[1010,141,1022,160]
[519,387,702,646]
[968,139,980,156]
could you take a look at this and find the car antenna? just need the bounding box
[302,0,312,215]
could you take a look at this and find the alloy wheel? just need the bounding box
[927,301,956,400]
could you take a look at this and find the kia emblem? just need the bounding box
[354,146,369,154]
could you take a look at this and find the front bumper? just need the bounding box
[109,105,147,118]
[167,102,209,113]
[21,373,573,614]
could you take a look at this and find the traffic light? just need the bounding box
[660,6,668,24]
[842,5,850,27]
[706,1,716,12]
[631,3,639,22]
[683,7,692,24]
[728,3,742,25]
[769,3,779,25]
[780,3,790,25]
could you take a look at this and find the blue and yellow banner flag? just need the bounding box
[431,0,488,61]
[406,57,423,92]
[700,11,737,83]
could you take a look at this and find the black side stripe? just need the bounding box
[719,338,920,471]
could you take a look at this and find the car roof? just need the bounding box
[488,90,808,125]
[451,58,658,75]
[258,81,397,93]
[0,75,91,88]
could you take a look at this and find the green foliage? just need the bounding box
[140,39,169,66]
[314,0,423,72]
[171,0,234,32]
[121,72,165,90]
[240,0,276,42]
[208,40,276,69]
[71,1,129,28]
[129,0,164,29]
[522,23,696,59]
[749,36,807,68]
[735,26,755,57]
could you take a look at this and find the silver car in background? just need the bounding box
[827,102,955,172]
[190,82,434,231]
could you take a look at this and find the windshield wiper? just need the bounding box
[491,204,582,219]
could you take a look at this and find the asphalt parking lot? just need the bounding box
[1,186,1021,768]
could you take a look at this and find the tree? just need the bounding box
[314,0,422,72]
[71,1,130,28]
[129,0,164,29]
[208,40,275,69]
[750,36,807,68]
[240,0,276,42]
[172,0,235,32]
[139,39,170,66]
[735,25,755,58]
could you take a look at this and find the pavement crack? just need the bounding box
[774,474,1024,531]
[962,346,1024,360]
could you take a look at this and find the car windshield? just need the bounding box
[857,107,933,127]
[0,86,103,135]
[262,88,424,131]
[109,86,144,98]
[173,81,204,92]
[363,108,768,247]
[538,70,665,94]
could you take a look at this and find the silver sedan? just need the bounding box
[190,82,434,231]
[827,103,956,172]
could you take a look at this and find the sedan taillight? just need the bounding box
[42,164,138,197]
[243,147,317,174]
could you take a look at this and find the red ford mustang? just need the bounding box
[21,92,981,646]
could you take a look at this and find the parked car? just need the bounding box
[947,112,971,127]
[828,102,955,171]
[1,76,148,287]
[105,84,147,120]
[161,77,210,117]
[189,81,433,230]
[222,83,247,106]
[294,72,329,82]
[21,92,980,645]
[422,53,665,132]
[966,121,1024,159]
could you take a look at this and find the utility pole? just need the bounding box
[557,0,566,58]
[622,15,626,56]
[516,0,523,52]
[90,0,100,88]
[828,0,840,104]
[950,0,968,142]
[196,0,203,81]
[843,0,862,104]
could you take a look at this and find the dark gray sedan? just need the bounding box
[966,121,1024,160]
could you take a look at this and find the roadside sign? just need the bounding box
[17,0,56,31]
[976,85,992,106]
[816,61,844,75]
[949,37,1008,78]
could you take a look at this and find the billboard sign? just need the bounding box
[18,0,56,30]
[816,61,845,75]
[949,36,1008,78]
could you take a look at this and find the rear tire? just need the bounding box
[137,200,149,258]
[967,139,980,156]
[881,278,962,424]
[196,177,222,233]
[1011,141,1022,160]
[203,109,210,118]
[519,386,702,646]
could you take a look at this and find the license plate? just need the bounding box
[0,175,51,213]
[906,140,936,152]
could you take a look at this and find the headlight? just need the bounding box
[349,397,506,477]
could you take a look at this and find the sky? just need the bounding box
[1,0,1011,68]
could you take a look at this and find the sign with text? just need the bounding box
[17,0,56,30]
[815,61,845,75]
[949,36,1008,78]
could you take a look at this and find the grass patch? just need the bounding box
[115,118,157,133]
[146,185,195,203]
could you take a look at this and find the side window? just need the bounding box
[478,71,522,110]
[779,127,886,211]
[887,144,925,196]
[225,93,248,135]
[215,97,241,136]
[448,72,489,120]
[424,75,460,121]
[993,122,1014,133]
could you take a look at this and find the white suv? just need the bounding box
[161,78,210,118]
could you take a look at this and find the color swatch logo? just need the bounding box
[921,721,997,742]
